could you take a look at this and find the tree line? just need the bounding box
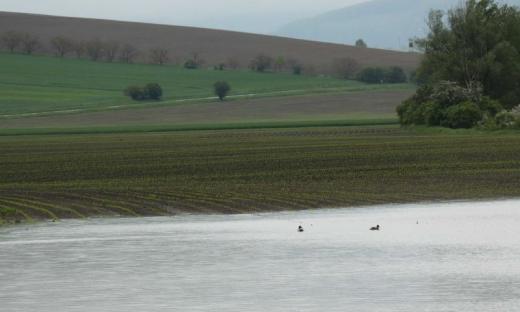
[0,30,410,81]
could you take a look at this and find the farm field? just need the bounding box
[0,89,413,130]
[0,53,413,117]
[2,126,520,223]
[0,11,421,73]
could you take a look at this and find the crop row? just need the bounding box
[1,126,520,221]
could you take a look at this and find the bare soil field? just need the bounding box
[0,90,412,129]
[0,11,421,72]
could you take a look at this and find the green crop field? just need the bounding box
[1,126,520,223]
[0,53,412,117]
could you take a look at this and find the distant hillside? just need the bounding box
[276,0,520,50]
[0,11,420,73]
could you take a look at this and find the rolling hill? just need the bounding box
[276,0,520,50]
[0,11,420,73]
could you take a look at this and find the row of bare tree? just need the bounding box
[0,31,172,65]
[0,30,326,76]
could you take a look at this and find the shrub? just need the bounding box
[124,86,146,101]
[214,81,231,101]
[494,111,517,129]
[184,59,199,69]
[422,101,444,126]
[144,83,163,100]
[444,101,482,129]
[385,66,407,83]
[356,67,386,84]
[125,83,163,101]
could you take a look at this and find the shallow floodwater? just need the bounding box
[1,200,520,312]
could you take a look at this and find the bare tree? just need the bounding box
[149,48,169,65]
[119,44,139,63]
[191,52,205,67]
[287,57,304,75]
[332,57,360,79]
[249,54,274,72]
[72,40,86,58]
[50,36,74,57]
[85,39,105,61]
[1,31,22,53]
[226,56,241,70]
[104,41,120,62]
[20,33,41,55]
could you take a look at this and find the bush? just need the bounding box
[356,67,386,84]
[214,81,231,101]
[125,83,162,101]
[385,66,407,83]
[184,59,199,69]
[422,101,444,126]
[397,98,423,125]
[124,86,146,101]
[444,101,482,129]
[144,83,163,100]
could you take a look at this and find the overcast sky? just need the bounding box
[0,0,370,33]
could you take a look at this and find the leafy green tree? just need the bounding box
[355,39,367,48]
[414,0,520,109]
[214,81,231,101]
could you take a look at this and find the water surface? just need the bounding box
[1,200,520,311]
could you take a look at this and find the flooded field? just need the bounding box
[1,200,519,311]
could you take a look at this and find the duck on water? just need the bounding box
[370,225,381,231]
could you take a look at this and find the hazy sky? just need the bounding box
[0,0,370,33]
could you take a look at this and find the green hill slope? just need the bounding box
[0,53,411,117]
